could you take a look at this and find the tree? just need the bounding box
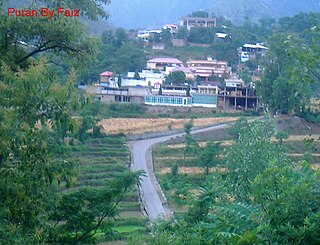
[188,27,214,44]
[176,26,188,40]
[165,71,186,85]
[189,11,209,18]
[0,61,79,242]
[197,141,222,175]
[183,121,199,159]
[49,171,143,243]
[134,70,141,80]
[114,28,128,48]
[111,42,146,74]
[251,162,320,244]
[161,28,172,46]
[0,1,108,68]
[225,120,288,201]
[257,34,315,114]
[275,130,289,145]
[0,1,143,243]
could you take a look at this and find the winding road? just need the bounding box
[127,123,231,221]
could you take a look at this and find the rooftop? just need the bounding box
[171,67,193,73]
[179,16,216,21]
[100,71,113,77]
[147,57,183,64]
[243,43,268,50]
[187,60,228,65]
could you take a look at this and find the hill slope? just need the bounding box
[105,0,320,29]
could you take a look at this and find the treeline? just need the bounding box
[0,1,142,243]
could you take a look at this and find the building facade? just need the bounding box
[186,59,230,79]
[179,17,216,30]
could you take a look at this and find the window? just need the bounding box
[115,95,121,102]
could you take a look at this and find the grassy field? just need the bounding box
[64,135,147,242]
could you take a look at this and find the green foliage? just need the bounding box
[165,70,186,85]
[133,70,141,80]
[80,101,146,119]
[257,32,317,114]
[176,26,188,40]
[143,120,320,244]
[251,162,320,244]
[227,117,248,139]
[0,1,106,69]
[188,27,214,44]
[0,61,79,242]
[0,2,145,243]
[160,29,172,46]
[189,11,209,18]
[275,130,289,144]
[49,171,143,243]
[197,141,222,175]
[78,29,146,84]
[226,120,287,201]
[183,121,200,159]
[171,164,178,178]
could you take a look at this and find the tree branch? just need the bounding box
[17,43,81,64]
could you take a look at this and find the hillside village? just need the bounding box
[92,14,269,112]
[1,1,320,244]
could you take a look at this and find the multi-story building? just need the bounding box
[217,84,259,111]
[178,16,216,30]
[186,58,230,80]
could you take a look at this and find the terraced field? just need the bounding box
[64,136,146,242]
[153,132,320,210]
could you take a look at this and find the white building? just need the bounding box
[121,70,166,87]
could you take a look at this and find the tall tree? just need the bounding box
[0,1,142,243]
[257,34,314,114]
[0,61,79,242]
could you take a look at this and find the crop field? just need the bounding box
[64,135,147,242]
[153,132,320,210]
[98,117,238,135]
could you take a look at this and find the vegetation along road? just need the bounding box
[128,122,234,221]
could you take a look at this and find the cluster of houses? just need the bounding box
[93,15,269,111]
[95,57,260,111]
[136,15,268,64]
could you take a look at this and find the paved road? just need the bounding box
[127,123,231,221]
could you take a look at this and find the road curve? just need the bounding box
[127,123,231,221]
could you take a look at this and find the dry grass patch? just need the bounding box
[98,117,237,135]
[159,167,227,174]
[271,134,320,142]
[166,140,233,149]
[312,164,320,170]
[156,156,195,160]
[286,153,320,157]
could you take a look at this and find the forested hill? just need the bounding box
[105,0,320,29]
